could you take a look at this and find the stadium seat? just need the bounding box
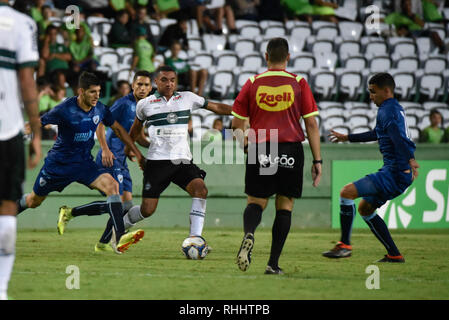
[312,21,337,34]
[159,18,177,33]
[210,71,235,99]
[418,73,445,101]
[310,39,335,54]
[231,38,257,57]
[202,34,227,52]
[311,70,337,100]
[289,53,315,72]
[112,68,134,89]
[416,37,432,56]
[286,36,305,54]
[240,53,264,72]
[401,102,427,118]
[338,40,362,62]
[392,71,416,101]
[330,124,350,136]
[318,102,345,118]
[239,25,262,37]
[338,21,364,41]
[188,38,204,52]
[362,37,388,58]
[235,19,258,29]
[423,55,447,73]
[259,20,284,29]
[422,102,449,112]
[264,25,287,37]
[394,56,419,71]
[214,52,239,71]
[344,55,368,71]
[348,114,370,128]
[187,19,199,37]
[315,52,338,71]
[390,40,417,58]
[316,25,339,41]
[405,114,419,127]
[369,55,392,72]
[338,71,363,101]
[87,16,111,29]
[289,25,312,41]
[364,22,391,37]
[99,51,120,73]
[149,21,161,40]
[322,115,346,132]
[426,23,447,41]
[191,52,214,69]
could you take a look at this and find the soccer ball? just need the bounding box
[181,236,208,260]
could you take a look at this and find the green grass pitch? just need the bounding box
[10,227,449,300]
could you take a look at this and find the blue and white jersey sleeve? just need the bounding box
[101,104,115,127]
[41,104,62,126]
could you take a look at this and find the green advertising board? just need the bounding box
[332,160,449,229]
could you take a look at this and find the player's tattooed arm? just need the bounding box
[96,122,115,167]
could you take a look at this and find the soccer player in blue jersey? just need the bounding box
[323,73,419,262]
[57,71,153,252]
[17,72,146,254]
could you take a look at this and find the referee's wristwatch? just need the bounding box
[313,159,323,164]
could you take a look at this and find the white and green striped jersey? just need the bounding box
[136,90,208,160]
[0,3,39,140]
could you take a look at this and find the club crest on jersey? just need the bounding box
[93,115,100,125]
[39,177,47,187]
[117,174,123,183]
[256,85,294,112]
[167,112,178,124]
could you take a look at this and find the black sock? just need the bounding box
[268,210,291,269]
[107,196,125,242]
[99,218,114,244]
[243,203,263,235]
[72,201,109,217]
[340,203,355,245]
[363,213,401,256]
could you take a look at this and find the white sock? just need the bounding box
[0,216,17,300]
[123,205,144,229]
[189,198,206,236]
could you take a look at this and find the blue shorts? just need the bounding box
[33,158,107,196]
[95,152,132,195]
[353,166,413,209]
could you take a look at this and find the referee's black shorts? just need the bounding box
[245,142,304,199]
[0,133,25,202]
[141,159,206,198]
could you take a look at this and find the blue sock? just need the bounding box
[340,197,355,245]
[362,213,401,256]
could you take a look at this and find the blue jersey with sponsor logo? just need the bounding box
[375,98,416,171]
[41,96,115,164]
[103,93,137,162]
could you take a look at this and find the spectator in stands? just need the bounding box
[108,9,132,48]
[153,0,181,18]
[70,26,98,74]
[131,26,156,73]
[62,7,92,43]
[130,5,157,50]
[165,40,208,96]
[419,109,445,143]
[39,85,66,115]
[282,0,338,23]
[158,15,189,53]
[422,0,445,22]
[30,0,46,27]
[37,5,53,37]
[39,25,72,80]
[257,0,288,22]
[196,0,238,35]
[385,0,448,53]
[202,118,224,142]
[110,0,136,18]
[443,127,449,143]
[230,0,259,21]
[108,80,132,105]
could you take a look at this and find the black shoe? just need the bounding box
[322,241,352,258]
[264,265,284,275]
[236,233,254,272]
[377,254,405,263]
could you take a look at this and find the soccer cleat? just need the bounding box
[57,206,73,235]
[116,229,145,253]
[264,265,284,275]
[322,241,352,258]
[94,242,115,253]
[376,254,405,263]
[236,233,254,272]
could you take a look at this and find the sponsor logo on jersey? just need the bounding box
[74,130,93,142]
[256,85,294,112]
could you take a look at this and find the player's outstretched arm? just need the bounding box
[19,67,42,169]
[111,121,145,170]
[328,129,349,143]
[304,116,322,187]
[206,101,233,115]
[96,122,115,167]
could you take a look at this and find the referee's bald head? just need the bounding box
[266,38,289,64]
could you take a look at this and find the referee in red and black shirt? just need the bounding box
[232,37,322,275]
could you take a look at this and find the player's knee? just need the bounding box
[340,184,357,200]
[193,185,208,199]
[358,204,375,216]
[103,178,119,196]
[140,203,156,217]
